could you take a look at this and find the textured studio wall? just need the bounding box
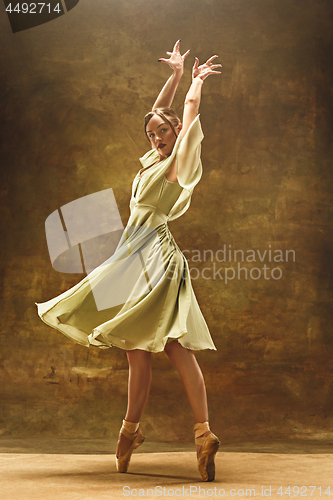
[0,0,333,449]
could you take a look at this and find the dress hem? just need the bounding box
[36,303,217,352]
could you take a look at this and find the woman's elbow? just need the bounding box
[184,97,200,108]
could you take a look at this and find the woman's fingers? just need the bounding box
[162,41,190,63]
[205,55,219,65]
[201,68,222,80]
[158,43,191,73]
[172,39,181,53]
[206,67,221,74]
[161,46,220,68]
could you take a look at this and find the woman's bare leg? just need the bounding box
[164,340,211,457]
[116,349,152,458]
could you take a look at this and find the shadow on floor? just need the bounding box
[0,436,332,454]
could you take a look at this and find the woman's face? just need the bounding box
[146,114,182,160]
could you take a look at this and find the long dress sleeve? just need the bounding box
[168,114,204,221]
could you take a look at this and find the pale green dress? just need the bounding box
[36,115,216,352]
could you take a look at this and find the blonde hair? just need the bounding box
[144,108,181,141]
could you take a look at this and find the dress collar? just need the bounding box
[138,149,169,178]
[139,149,159,168]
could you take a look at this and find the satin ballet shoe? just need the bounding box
[194,422,220,482]
[116,420,145,473]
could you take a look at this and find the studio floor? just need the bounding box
[1,446,332,500]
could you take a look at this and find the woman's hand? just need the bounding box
[158,39,190,74]
[192,55,222,81]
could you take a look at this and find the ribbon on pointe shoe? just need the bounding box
[116,419,145,473]
[194,421,220,482]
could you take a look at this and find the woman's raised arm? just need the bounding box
[181,55,222,136]
[152,40,190,110]
[165,54,222,183]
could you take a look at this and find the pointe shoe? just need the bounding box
[116,420,145,473]
[194,422,220,482]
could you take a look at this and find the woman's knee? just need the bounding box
[126,349,152,366]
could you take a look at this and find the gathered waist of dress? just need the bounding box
[125,203,179,255]
[131,203,169,226]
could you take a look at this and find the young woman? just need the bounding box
[36,40,221,482]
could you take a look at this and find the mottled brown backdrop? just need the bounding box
[0,0,332,452]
